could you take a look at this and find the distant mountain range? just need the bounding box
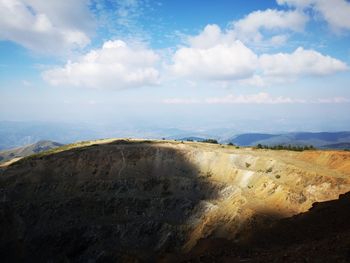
[0,140,63,164]
[1,121,350,151]
[0,121,102,150]
[228,132,350,149]
[0,121,219,150]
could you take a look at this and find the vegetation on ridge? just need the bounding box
[256,144,315,151]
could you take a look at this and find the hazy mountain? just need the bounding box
[320,142,350,150]
[0,140,63,164]
[0,121,207,150]
[0,121,102,150]
[227,133,279,145]
[228,132,350,148]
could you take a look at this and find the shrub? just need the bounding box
[202,139,218,144]
[266,167,273,173]
[206,171,213,178]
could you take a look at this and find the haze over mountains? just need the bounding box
[228,132,350,149]
[1,121,350,151]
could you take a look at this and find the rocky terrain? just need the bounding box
[0,139,350,262]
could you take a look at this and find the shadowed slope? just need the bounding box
[0,140,220,262]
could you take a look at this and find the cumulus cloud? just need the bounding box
[277,0,350,32]
[187,24,236,48]
[170,25,258,81]
[163,93,350,105]
[186,9,307,48]
[171,43,258,81]
[0,0,93,53]
[43,40,160,89]
[231,9,308,45]
[259,47,348,78]
[241,47,348,86]
[169,25,348,85]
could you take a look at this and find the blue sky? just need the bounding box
[0,0,350,133]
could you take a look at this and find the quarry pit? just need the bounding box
[1,139,350,262]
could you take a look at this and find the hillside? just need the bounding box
[0,139,350,262]
[0,140,63,164]
[179,191,350,262]
[229,131,350,148]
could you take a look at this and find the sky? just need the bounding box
[0,0,350,133]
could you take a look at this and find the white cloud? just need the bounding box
[170,25,347,85]
[187,24,236,48]
[259,47,348,78]
[0,0,93,53]
[277,0,350,31]
[240,47,348,86]
[238,75,268,87]
[186,10,307,48]
[231,9,308,45]
[163,93,305,104]
[316,97,350,104]
[170,25,258,81]
[42,40,160,89]
[163,94,350,105]
[205,93,306,104]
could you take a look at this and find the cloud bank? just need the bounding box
[169,24,348,86]
[163,93,350,105]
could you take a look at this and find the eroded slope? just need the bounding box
[0,139,349,262]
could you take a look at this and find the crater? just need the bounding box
[0,139,349,262]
